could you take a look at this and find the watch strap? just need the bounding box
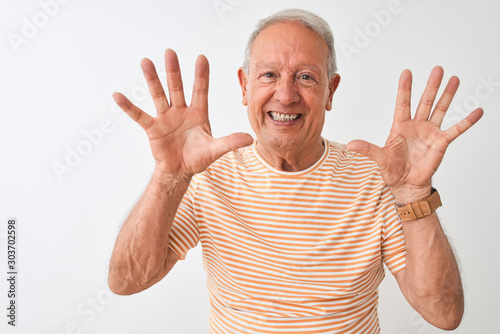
[396,187,442,222]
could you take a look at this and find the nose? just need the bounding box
[274,76,299,105]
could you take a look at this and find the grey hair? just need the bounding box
[242,9,337,78]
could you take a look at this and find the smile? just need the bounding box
[268,111,301,123]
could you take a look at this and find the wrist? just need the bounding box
[390,183,433,205]
[152,166,192,188]
[395,187,442,221]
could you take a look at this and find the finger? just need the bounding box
[429,76,460,126]
[210,132,253,161]
[165,49,187,107]
[444,108,484,142]
[415,66,444,120]
[113,92,154,130]
[141,58,169,113]
[394,69,413,123]
[346,139,386,167]
[190,54,210,110]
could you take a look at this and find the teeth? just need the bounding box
[270,111,300,122]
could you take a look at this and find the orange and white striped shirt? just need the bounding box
[169,139,406,333]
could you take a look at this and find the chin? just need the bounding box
[267,135,302,152]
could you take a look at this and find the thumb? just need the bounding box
[211,132,253,160]
[346,139,386,166]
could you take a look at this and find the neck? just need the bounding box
[255,138,325,172]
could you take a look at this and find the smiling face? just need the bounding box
[238,21,340,168]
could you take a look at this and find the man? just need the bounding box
[108,9,483,333]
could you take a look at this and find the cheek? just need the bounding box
[303,93,324,111]
[250,84,274,104]
[309,89,330,110]
[246,110,263,136]
[247,108,266,127]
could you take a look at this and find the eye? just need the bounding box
[297,73,317,86]
[259,72,277,83]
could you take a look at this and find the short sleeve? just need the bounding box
[379,185,407,275]
[168,176,200,260]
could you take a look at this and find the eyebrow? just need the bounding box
[253,61,324,74]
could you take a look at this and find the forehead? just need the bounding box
[250,22,329,71]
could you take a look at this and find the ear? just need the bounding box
[326,74,341,111]
[237,67,248,106]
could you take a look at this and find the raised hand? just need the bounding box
[113,49,253,179]
[346,66,483,202]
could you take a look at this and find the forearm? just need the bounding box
[397,211,464,330]
[347,65,480,330]
[108,168,191,295]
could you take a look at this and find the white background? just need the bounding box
[1,0,499,333]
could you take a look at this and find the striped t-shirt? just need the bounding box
[169,139,406,333]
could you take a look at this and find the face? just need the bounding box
[238,22,340,156]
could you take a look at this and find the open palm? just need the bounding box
[113,49,253,179]
[347,66,483,200]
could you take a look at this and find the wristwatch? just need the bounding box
[396,187,442,222]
